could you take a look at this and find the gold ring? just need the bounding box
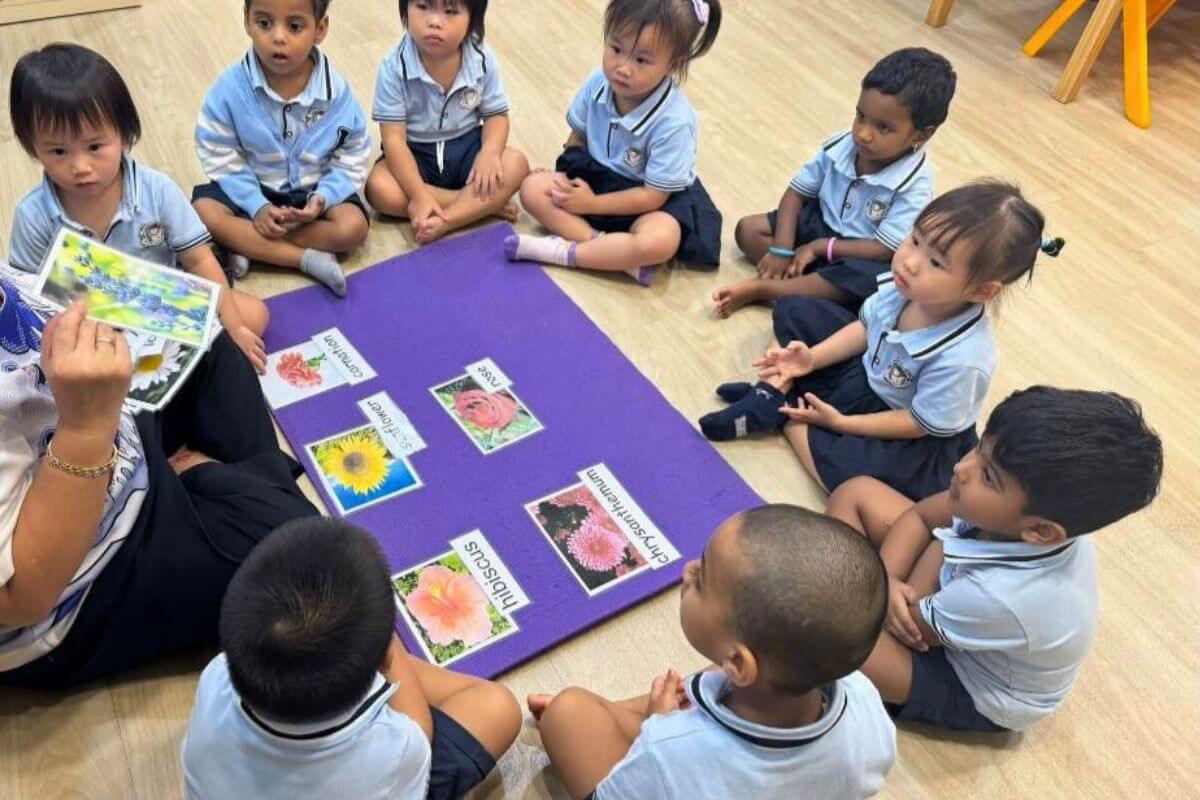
[96,336,116,346]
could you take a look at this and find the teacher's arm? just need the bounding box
[0,301,132,628]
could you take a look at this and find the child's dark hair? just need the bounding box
[862,47,956,130]
[219,518,396,723]
[985,386,1163,537]
[914,178,1065,287]
[244,0,332,19]
[604,0,722,79]
[730,505,886,694]
[399,0,487,43]
[9,44,141,155]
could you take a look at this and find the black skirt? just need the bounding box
[766,200,890,304]
[555,146,722,268]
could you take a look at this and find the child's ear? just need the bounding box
[722,642,758,688]
[379,632,401,674]
[315,16,330,44]
[1019,518,1068,546]
[965,279,1003,305]
[910,125,937,151]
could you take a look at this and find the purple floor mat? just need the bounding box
[264,223,761,677]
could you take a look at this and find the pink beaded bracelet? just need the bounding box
[825,237,838,263]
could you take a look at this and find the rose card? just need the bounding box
[429,367,542,455]
[261,340,349,409]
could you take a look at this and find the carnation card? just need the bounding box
[261,340,349,409]
[429,369,542,455]
[34,229,219,348]
[525,480,654,596]
[305,423,422,516]
[392,549,519,666]
[124,335,205,412]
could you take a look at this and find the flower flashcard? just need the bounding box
[261,340,350,409]
[305,423,422,515]
[392,549,518,666]
[429,368,542,455]
[124,336,205,412]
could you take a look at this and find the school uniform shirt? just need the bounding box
[196,48,371,219]
[858,275,995,436]
[919,519,1100,730]
[372,34,510,143]
[7,154,211,273]
[0,277,148,672]
[594,670,895,800]
[789,129,933,251]
[181,654,432,800]
[566,67,698,194]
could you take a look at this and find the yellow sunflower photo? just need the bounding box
[306,424,422,515]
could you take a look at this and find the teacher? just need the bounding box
[0,280,317,689]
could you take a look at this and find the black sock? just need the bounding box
[715,382,753,403]
[698,382,788,441]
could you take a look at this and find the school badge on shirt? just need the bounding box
[304,107,328,127]
[459,87,481,110]
[884,360,914,388]
[622,147,645,169]
[867,197,891,222]
[138,221,166,248]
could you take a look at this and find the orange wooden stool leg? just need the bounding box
[926,0,956,27]
[1123,0,1151,127]
[1024,0,1089,56]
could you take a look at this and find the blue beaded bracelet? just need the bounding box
[768,245,796,258]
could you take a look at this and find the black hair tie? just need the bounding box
[1040,236,1066,257]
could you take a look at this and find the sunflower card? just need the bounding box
[123,335,205,412]
[429,370,542,455]
[392,549,518,666]
[261,340,349,409]
[34,229,219,348]
[305,424,422,515]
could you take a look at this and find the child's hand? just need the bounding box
[754,341,816,381]
[468,150,505,201]
[885,577,928,651]
[549,177,595,215]
[647,669,685,716]
[253,204,289,239]
[283,194,327,225]
[407,193,445,237]
[786,243,820,278]
[229,324,267,375]
[757,251,791,279]
[779,392,844,431]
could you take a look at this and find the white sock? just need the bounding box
[503,234,577,266]
[299,249,346,297]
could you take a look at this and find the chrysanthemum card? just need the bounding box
[305,423,422,515]
[429,363,542,455]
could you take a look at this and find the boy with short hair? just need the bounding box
[193,0,371,297]
[529,505,897,800]
[828,386,1163,732]
[181,518,521,799]
[713,47,955,317]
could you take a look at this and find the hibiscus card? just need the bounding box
[305,423,422,515]
[392,549,519,666]
[261,340,349,409]
[429,369,542,455]
[124,335,205,412]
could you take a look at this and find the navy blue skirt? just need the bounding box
[554,147,722,268]
[766,201,890,305]
[773,295,977,500]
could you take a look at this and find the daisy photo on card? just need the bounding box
[526,482,651,596]
[305,424,422,515]
[392,550,518,666]
[429,373,543,455]
[125,337,204,411]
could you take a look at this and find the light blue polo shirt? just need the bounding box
[919,519,1099,731]
[246,48,336,146]
[595,670,895,799]
[181,654,432,800]
[858,275,995,436]
[566,67,698,193]
[7,154,211,273]
[372,34,510,143]
[790,129,933,250]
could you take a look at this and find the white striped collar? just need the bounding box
[239,672,397,747]
[397,34,488,86]
[595,75,675,134]
[870,279,988,361]
[686,671,848,749]
[243,47,331,104]
[936,517,1078,567]
[824,129,929,192]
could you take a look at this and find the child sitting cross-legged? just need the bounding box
[181,518,521,800]
[528,505,897,800]
[828,386,1163,732]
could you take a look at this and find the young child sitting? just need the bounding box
[700,180,1065,502]
[505,0,724,287]
[7,44,269,372]
[529,505,897,799]
[827,386,1163,732]
[193,0,371,297]
[713,48,954,318]
[181,517,521,799]
[364,0,530,244]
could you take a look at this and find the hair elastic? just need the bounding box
[1040,236,1066,257]
[690,0,710,25]
[768,245,796,259]
[825,237,838,263]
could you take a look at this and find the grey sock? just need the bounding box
[299,249,346,297]
[228,253,251,280]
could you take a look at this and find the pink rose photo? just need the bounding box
[430,372,543,454]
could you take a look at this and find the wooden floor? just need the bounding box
[1,1,1198,797]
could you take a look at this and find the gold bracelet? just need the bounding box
[44,440,119,479]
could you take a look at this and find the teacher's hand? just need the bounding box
[42,301,132,441]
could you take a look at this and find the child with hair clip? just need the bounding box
[365,0,529,245]
[7,44,269,372]
[700,180,1065,502]
[505,0,723,287]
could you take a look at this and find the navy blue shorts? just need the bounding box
[887,648,1009,733]
[405,127,485,191]
[554,146,722,268]
[766,201,890,305]
[772,295,977,500]
[427,706,496,800]
[191,181,369,222]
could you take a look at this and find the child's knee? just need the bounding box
[539,686,594,734]
[734,213,766,253]
[502,148,531,186]
[365,166,407,216]
[518,172,552,208]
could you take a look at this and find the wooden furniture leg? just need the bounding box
[1051,0,1124,103]
[925,0,956,27]
[1023,0,1089,56]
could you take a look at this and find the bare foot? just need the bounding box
[527,693,555,721]
[169,448,218,476]
[414,214,450,245]
[494,201,519,223]
[712,278,766,318]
